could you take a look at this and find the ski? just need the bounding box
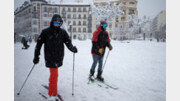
[95,79,119,90]
[88,76,118,90]
[88,76,104,88]
[41,84,64,101]
[39,92,48,99]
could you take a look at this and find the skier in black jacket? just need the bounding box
[33,14,77,100]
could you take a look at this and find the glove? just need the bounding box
[108,45,113,50]
[72,46,78,53]
[33,57,39,64]
[98,48,104,54]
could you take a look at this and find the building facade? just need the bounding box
[151,10,166,41]
[14,0,92,41]
[14,0,138,41]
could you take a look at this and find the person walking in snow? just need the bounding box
[21,37,30,49]
[89,21,113,82]
[33,14,78,100]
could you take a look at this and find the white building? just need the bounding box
[151,10,166,41]
[14,0,92,41]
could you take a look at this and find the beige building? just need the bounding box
[92,0,138,39]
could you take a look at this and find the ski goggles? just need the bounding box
[102,24,108,27]
[54,21,63,26]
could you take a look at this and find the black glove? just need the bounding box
[72,46,78,53]
[33,57,39,64]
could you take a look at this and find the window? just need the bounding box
[73,8,76,12]
[67,14,71,19]
[54,8,57,13]
[121,17,126,21]
[32,12,37,18]
[49,7,52,13]
[115,24,118,27]
[34,6,36,11]
[73,28,76,32]
[129,22,133,28]
[83,21,86,25]
[121,24,125,29]
[129,9,135,14]
[73,21,76,25]
[68,21,71,25]
[73,14,76,19]
[78,8,81,12]
[78,21,81,25]
[68,8,71,12]
[122,10,126,15]
[88,29,92,33]
[33,20,37,25]
[83,14,86,19]
[44,14,47,17]
[122,2,126,5]
[33,28,37,32]
[29,9,31,13]
[129,2,135,5]
[49,14,53,17]
[78,28,81,32]
[44,21,48,26]
[116,17,119,22]
[62,7,65,11]
[44,7,47,12]
[83,28,86,32]
[78,14,81,19]
[83,8,86,12]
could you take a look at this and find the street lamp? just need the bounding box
[69,23,72,41]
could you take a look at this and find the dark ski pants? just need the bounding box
[91,55,104,71]
[49,68,58,96]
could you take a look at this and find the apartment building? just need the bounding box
[14,0,92,41]
[151,10,166,40]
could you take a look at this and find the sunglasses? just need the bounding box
[102,24,108,27]
[54,21,63,26]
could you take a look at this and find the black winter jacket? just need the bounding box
[34,15,75,68]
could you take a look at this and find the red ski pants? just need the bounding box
[48,68,58,96]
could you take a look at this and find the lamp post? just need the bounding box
[69,23,72,41]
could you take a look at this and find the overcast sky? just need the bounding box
[14,0,166,18]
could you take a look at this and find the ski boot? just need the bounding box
[89,69,95,81]
[96,70,104,82]
[48,95,59,101]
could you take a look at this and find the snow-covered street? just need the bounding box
[14,40,166,101]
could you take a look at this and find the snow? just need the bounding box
[14,40,166,101]
[60,3,90,6]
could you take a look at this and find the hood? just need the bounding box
[97,26,102,32]
[50,14,63,28]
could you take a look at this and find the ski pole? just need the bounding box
[17,64,36,95]
[102,50,110,70]
[72,53,75,96]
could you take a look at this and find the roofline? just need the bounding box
[14,4,31,15]
[41,3,90,7]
